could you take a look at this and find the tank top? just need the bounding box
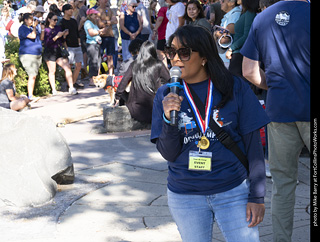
[121,11,140,40]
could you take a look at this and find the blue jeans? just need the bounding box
[167,180,260,242]
[121,39,132,62]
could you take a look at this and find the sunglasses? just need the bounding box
[164,46,197,61]
[52,18,58,22]
[131,5,137,8]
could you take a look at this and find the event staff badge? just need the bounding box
[183,80,213,171]
[188,150,212,171]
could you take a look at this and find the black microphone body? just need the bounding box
[169,67,182,126]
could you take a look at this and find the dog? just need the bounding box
[92,74,124,105]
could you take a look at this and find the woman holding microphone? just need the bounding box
[151,25,270,242]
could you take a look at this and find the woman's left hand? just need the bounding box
[57,31,64,38]
[226,49,232,60]
[246,202,265,227]
[63,29,69,37]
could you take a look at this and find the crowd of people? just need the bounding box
[0,0,311,242]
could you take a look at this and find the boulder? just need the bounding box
[0,108,74,207]
[103,106,151,133]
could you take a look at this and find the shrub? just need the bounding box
[5,36,62,97]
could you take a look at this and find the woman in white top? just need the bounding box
[165,0,185,43]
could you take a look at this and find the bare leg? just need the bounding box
[27,75,37,98]
[73,62,82,84]
[106,55,114,76]
[56,57,74,89]
[83,52,87,71]
[46,60,57,92]
[10,97,30,111]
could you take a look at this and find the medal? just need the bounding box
[183,80,214,151]
[197,135,210,150]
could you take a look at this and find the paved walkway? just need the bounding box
[0,83,311,242]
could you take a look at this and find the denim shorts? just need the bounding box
[167,179,260,242]
[101,36,115,56]
[68,47,83,64]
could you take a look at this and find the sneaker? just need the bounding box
[69,87,78,95]
[18,104,31,112]
[52,89,58,96]
[74,82,84,88]
[28,96,41,103]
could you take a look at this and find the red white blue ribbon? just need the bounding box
[182,80,214,135]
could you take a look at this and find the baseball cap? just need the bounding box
[34,5,46,13]
[86,8,99,15]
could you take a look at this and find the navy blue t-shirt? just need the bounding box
[240,1,310,122]
[151,77,270,201]
[18,24,43,56]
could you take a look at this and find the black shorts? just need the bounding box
[0,102,10,109]
[157,39,166,51]
[101,36,115,56]
[43,47,64,62]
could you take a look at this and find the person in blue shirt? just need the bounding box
[84,8,103,86]
[18,13,43,100]
[151,25,270,242]
[241,1,310,241]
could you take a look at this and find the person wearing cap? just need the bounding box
[96,0,117,76]
[84,8,103,85]
[119,0,142,61]
[61,3,84,88]
[33,5,46,22]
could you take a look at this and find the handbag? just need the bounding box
[59,45,69,58]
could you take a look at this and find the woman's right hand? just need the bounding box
[113,99,120,108]
[162,93,183,121]
[33,19,39,27]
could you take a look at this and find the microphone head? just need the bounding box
[169,66,182,79]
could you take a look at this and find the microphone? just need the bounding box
[169,66,182,126]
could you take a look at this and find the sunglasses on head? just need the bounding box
[164,46,197,61]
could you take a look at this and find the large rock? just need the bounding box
[103,106,150,133]
[0,108,74,207]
